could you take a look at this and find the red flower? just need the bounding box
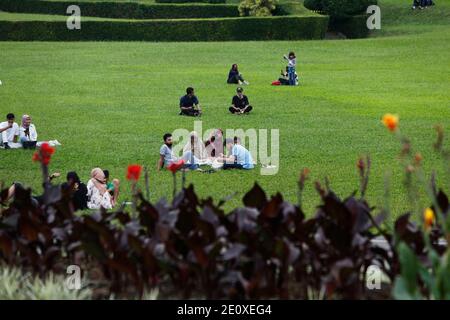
[167,159,185,173]
[32,142,55,165]
[127,164,142,181]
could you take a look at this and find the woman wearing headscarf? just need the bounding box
[19,114,38,143]
[19,114,62,148]
[183,131,208,164]
[86,168,113,210]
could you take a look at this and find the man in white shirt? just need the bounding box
[0,113,21,149]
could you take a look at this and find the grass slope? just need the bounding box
[0,0,449,219]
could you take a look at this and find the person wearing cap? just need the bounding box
[229,87,252,115]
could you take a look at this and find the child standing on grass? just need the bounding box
[283,51,297,86]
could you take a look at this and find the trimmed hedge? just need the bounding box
[0,0,239,19]
[329,14,370,38]
[156,0,225,3]
[0,16,329,41]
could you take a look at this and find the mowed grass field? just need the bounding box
[0,0,449,219]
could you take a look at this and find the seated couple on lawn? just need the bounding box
[157,131,254,171]
[0,113,61,149]
[86,168,121,210]
[4,170,120,211]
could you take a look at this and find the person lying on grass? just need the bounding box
[227,64,249,85]
[4,172,61,206]
[179,87,202,117]
[103,169,120,207]
[157,133,200,171]
[229,87,253,115]
[0,113,20,149]
[218,137,254,170]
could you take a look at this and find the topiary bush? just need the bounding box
[238,0,277,17]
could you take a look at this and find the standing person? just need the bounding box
[219,137,254,170]
[19,114,38,147]
[103,170,120,207]
[86,168,113,210]
[227,64,249,85]
[0,113,20,149]
[179,87,202,117]
[229,87,253,115]
[67,171,88,211]
[283,51,297,86]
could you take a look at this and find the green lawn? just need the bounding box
[0,0,449,220]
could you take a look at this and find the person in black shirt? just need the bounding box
[179,87,202,117]
[229,87,252,115]
[67,171,88,211]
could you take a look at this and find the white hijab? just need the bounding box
[183,131,208,160]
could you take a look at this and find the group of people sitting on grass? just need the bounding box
[412,0,435,9]
[158,131,254,172]
[5,169,121,210]
[179,52,298,117]
[179,86,253,117]
[0,113,60,149]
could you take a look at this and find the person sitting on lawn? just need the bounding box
[87,168,113,210]
[219,137,254,170]
[279,67,299,86]
[179,87,202,117]
[66,171,88,211]
[0,113,21,149]
[183,131,208,163]
[229,87,252,114]
[205,128,224,158]
[227,64,249,85]
[18,114,61,149]
[158,133,199,171]
[103,169,120,207]
[19,114,38,146]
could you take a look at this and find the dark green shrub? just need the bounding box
[0,16,329,41]
[304,0,377,18]
[0,0,239,19]
[329,14,370,38]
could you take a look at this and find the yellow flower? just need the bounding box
[382,114,399,132]
[424,208,435,230]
